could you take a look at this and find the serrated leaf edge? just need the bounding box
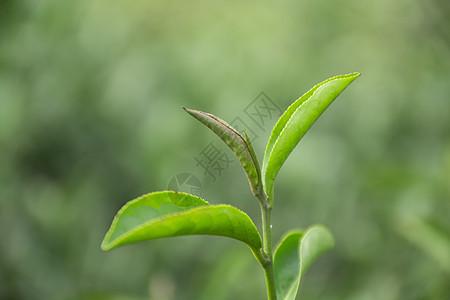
[101,192,262,251]
[101,191,208,250]
[263,72,360,197]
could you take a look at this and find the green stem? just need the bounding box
[263,260,277,300]
[257,193,277,300]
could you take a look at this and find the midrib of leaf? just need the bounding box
[102,203,262,251]
[102,191,209,247]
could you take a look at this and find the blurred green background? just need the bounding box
[1,0,450,299]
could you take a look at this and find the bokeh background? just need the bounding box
[1,0,450,299]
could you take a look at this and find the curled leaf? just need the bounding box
[101,191,262,251]
[273,225,334,300]
[262,73,360,201]
[183,108,262,195]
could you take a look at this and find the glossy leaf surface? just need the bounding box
[101,191,262,251]
[263,73,360,200]
[183,108,261,195]
[273,225,334,300]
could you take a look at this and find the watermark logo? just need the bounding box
[167,172,202,199]
[244,92,281,131]
[230,116,258,142]
[194,142,234,182]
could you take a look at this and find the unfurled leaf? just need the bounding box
[101,191,262,251]
[273,225,334,300]
[262,73,360,201]
[183,107,262,195]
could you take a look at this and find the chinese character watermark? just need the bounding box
[244,92,282,131]
[194,142,234,182]
[167,172,202,200]
[230,116,258,142]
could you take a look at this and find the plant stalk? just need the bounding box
[258,193,277,300]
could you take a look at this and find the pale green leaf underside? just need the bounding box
[263,73,360,199]
[273,225,334,300]
[101,191,262,251]
[183,108,261,195]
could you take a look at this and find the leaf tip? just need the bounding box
[182,107,202,120]
[303,224,335,255]
[182,106,192,113]
[100,238,112,251]
[347,72,361,80]
[182,106,193,113]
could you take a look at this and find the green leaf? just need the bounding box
[262,73,360,200]
[273,225,334,300]
[243,131,262,190]
[183,107,262,195]
[101,191,262,251]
